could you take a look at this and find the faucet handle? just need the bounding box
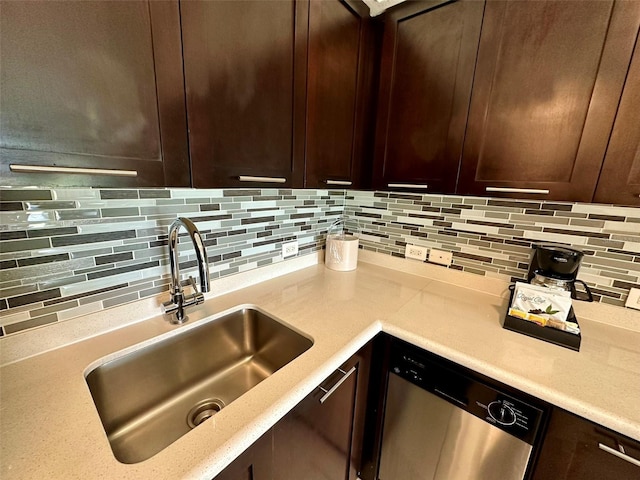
[186,276,198,292]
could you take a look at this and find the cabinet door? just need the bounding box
[0,0,189,187]
[272,352,368,480]
[213,430,273,480]
[183,0,307,188]
[304,0,376,189]
[594,33,640,206]
[532,409,640,480]
[457,0,640,202]
[372,0,484,193]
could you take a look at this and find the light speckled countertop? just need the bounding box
[1,251,639,479]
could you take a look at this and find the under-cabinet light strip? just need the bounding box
[486,187,549,194]
[238,175,287,183]
[10,164,138,177]
[388,183,429,189]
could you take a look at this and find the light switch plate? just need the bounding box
[625,287,640,310]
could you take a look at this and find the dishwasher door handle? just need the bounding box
[318,366,357,404]
[598,443,640,467]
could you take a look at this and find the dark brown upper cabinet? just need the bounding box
[183,0,308,188]
[457,0,640,202]
[0,0,190,187]
[304,0,377,189]
[372,0,484,194]
[594,33,640,206]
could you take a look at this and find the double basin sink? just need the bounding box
[85,307,313,464]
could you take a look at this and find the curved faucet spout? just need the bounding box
[163,217,210,324]
[168,218,210,295]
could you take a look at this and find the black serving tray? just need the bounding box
[503,283,581,351]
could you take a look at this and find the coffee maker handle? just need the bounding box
[571,280,593,302]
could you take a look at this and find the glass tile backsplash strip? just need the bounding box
[0,188,345,336]
[345,191,640,307]
[1,187,639,337]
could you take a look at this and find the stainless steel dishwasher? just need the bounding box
[378,339,546,480]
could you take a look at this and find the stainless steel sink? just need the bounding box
[85,306,313,464]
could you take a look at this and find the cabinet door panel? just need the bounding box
[213,430,272,480]
[594,34,640,205]
[304,0,374,188]
[183,0,307,188]
[532,409,640,480]
[373,0,484,193]
[0,0,189,187]
[458,0,640,201]
[272,359,359,480]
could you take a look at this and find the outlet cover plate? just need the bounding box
[429,248,452,266]
[405,244,427,261]
[626,287,640,310]
[282,241,298,259]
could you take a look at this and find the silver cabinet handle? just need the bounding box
[318,366,357,404]
[486,187,549,194]
[388,183,429,189]
[237,175,286,183]
[598,443,640,467]
[325,180,352,186]
[9,164,137,177]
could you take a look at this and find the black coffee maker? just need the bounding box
[527,244,593,302]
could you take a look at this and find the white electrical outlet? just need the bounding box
[282,240,299,258]
[626,287,640,310]
[405,244,427,261]
[429,248,453,266]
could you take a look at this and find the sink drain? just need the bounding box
[187,398,225,428]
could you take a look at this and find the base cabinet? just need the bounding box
[532,409,640,480]
[214,344,371,480]
[272,355,360,479]
[213,431,273,480]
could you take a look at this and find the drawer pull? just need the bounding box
[10,164,137,177]
[325,180,352,186]
[387,183,429,189]
[318,366,357,404]
[238,175,286,183]
[598,443,640,467]
[485,187,550,194]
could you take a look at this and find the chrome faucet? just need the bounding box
[162,217,210,324]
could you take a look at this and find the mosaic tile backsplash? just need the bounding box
[1,187,639,337]
[0,188,344,336]
[345,191,640,308]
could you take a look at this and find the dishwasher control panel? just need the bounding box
[390,340,546,445]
